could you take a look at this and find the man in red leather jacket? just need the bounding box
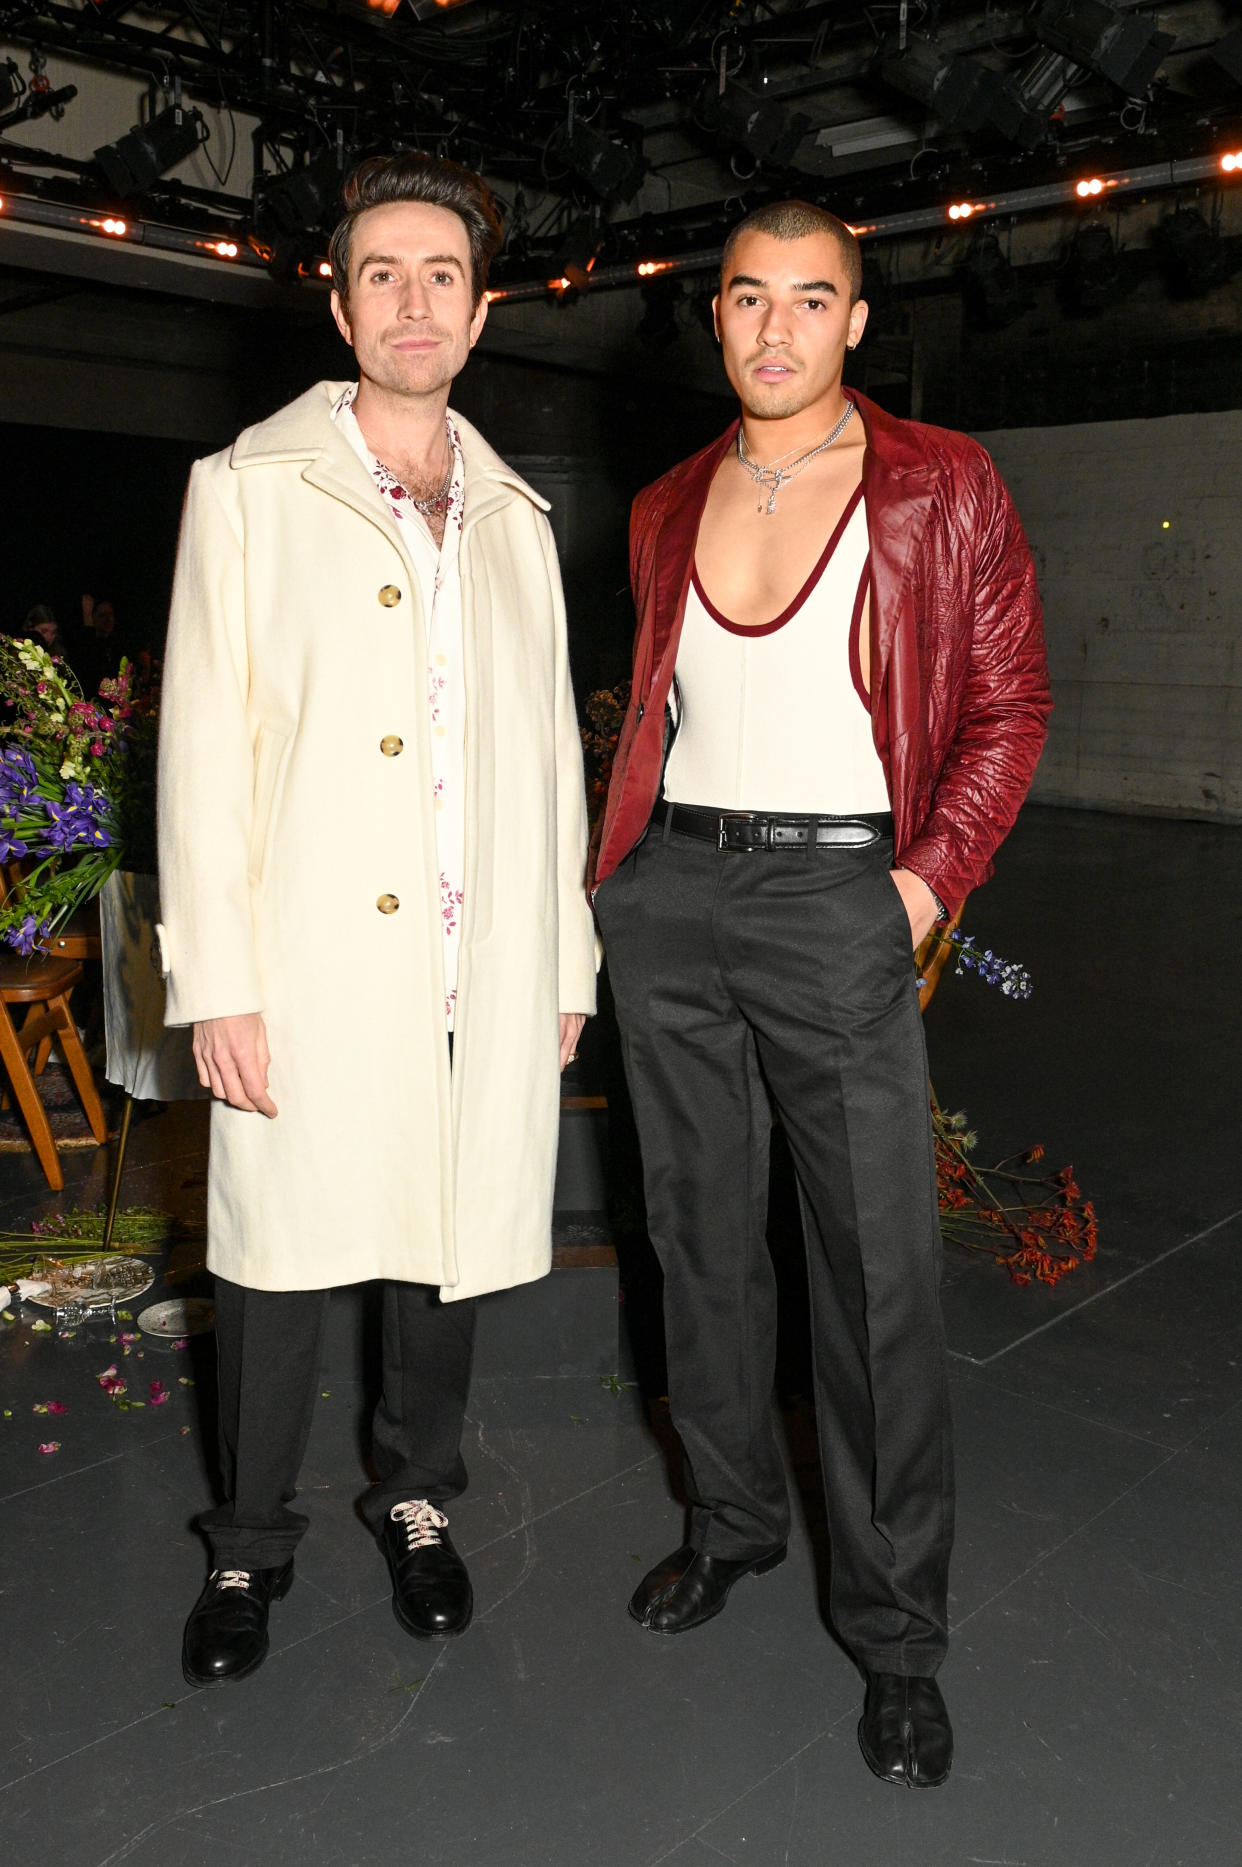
[592,202,1049,1789]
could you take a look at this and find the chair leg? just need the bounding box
[15,1004,52,1075]
[49,992,108,1145]
[0,1004,63,1190]
[102,1095,136,1251]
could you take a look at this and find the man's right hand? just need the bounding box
[192,1013,279,1117]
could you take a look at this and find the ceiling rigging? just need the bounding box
[0,1,1240,292]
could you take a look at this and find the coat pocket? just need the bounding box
[247,724,292,887]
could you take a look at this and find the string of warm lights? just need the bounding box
[483,147,1242,304]
[1,145,1240,296]
[0,188,268,266]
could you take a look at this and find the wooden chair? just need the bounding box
[0,951,108,1189]
[47,898,103,963]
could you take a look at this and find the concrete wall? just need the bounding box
[977,412,1242,823]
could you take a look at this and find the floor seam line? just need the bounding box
[948,1373,1184,1451]
[958,1203,1242,1367]
[951,1427,1209,1632]
[644,1727,834,1865]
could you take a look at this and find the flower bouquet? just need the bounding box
[0,638,158,955]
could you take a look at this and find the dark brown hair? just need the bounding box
[721,200,863,306]
[329,152,504,306]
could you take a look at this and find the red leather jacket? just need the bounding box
[591,388,1051,915]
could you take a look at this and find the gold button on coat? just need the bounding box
[380,734,404,757]
[378,584,402,607]
[376,894,400,914]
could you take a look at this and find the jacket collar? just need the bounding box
[648,386,940,584]
[644,387,942,709]
[230,380,550,530]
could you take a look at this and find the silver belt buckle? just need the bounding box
[718,811,762,852]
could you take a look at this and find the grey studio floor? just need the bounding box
[2,804,1241,1867]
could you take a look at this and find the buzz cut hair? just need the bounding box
[721,200,863,306]
[329,151,504,307]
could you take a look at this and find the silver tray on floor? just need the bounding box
[137,1297,215,1337]
[26,1256,154,1315]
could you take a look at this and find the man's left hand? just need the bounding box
[559,1013,587,1072]
[888,870,941,951]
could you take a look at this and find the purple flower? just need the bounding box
[0,748,37,808]
[6,914,38,957]
[38,793,113,852]
[0,825,28,862]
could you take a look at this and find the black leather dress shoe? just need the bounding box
[181,1561,294,1687]
[628,1542,787,1634]
[380,1500,473,1639]
[858,1671,953,1787]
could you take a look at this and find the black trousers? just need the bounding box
[200,1276,477,1570]
[595,824,953,1676]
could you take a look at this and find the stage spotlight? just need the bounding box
[550,120,646,205]
[1152,208,1231,297]
[1061,221,1121,312]
[258,151,346,237]
[702,81,812,169]
[95,102,203,197]
[1221,152,1242,174]
[1076,177,1104,197]
[958,234,1032,328]
[1035,1,1175,96]
[547,218,601,301]
[986,49,1081,149]
[947,202,976,220]
[1211,29,1242,87]
[881,38,996,132]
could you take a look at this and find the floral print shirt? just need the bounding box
[332,384,467,1027]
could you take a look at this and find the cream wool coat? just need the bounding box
[157,381,597,1300]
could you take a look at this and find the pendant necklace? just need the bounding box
[737,401,856,515]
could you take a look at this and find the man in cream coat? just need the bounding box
[158,153,597,1687]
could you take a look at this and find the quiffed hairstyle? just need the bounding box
[721,200,863,306]
[329,152,504,306]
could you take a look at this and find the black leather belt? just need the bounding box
[662,802,894,852]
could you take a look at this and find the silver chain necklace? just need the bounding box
[737,402,856,515]
[380,422,454,518]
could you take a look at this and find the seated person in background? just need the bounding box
[24,603,64,657]
[77,594,124,691]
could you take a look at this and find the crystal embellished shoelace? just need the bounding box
[390,1500,449,1551]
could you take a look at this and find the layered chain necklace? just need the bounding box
[737,401,856,515]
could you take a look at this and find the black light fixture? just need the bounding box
[550,120,647,206]
[958,233,1032,328]
[94,100,203,197]
[257,150,347,237]
[1152,208,1231,297]
[1211,28,1242,86]
[548,216,603,302]
[985,48,1082,149]
[1061,221,1122,312]
[701,81,812,169]
[1035,1,1175,95]
[880,37,996,133]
